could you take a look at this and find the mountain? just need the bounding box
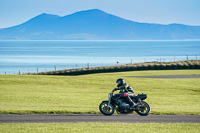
[0,9,200,40]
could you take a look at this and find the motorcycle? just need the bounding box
[99,89,151,116]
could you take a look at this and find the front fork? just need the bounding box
[107,97,111,110]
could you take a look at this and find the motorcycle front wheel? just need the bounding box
[136,101,151,116]
[99,101,115,116]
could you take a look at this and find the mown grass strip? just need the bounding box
[0,123,200,133]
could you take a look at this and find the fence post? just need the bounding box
[19,70,21,75]
[37,68,38,73]
[54,66,56,71]
[87,63,89,69]
[187,55,188,61]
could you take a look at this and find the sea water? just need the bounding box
[0,40,200,74]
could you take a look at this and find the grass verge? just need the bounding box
[0,70,200,115]
[0,123,200,133]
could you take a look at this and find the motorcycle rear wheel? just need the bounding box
[136,101,150,116]
[99,101,115,116]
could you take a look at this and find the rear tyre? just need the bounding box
[99,101,115,116]
[136,101,151,116]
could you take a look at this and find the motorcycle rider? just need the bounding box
[114,78,137,109]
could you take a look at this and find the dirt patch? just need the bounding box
[127,75,200,79]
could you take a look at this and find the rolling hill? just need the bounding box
[0,9,200,40]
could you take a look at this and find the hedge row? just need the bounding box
[33,60,200,76]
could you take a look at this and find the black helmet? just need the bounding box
[116,78,125,87]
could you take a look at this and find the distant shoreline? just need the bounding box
[1,39,200,41]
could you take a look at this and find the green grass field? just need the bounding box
[0,70,200,114]
[0,123,200,133]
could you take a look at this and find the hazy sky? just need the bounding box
[0,0,200,29]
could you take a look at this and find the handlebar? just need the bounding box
[111,88,118,93]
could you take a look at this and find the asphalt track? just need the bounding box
[127,75,200,79]
[1,114,200,123]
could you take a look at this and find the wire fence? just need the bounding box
[1,55,199,75]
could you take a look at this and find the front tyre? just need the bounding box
[136,101,151,116]
[99,101,115,116]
